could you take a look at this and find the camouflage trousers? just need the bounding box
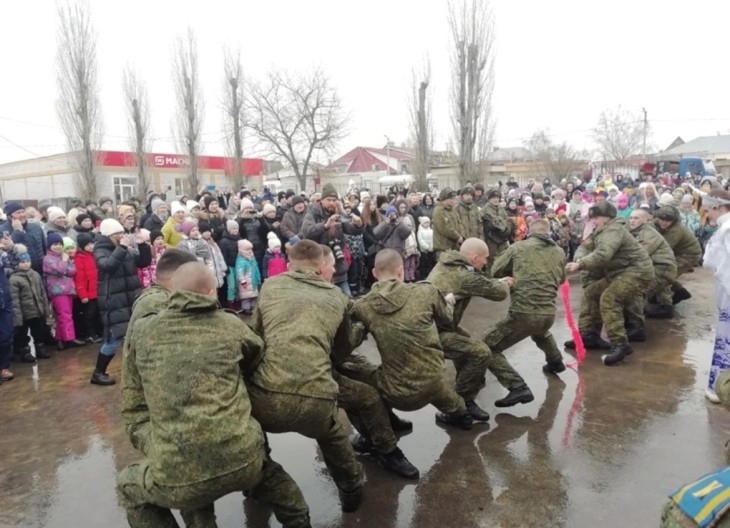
[579,274,650,345]
[117,451,310,528]
[439,330,492,401]
[670,259,696,292]
[486,240,509,272]
[482,312,562,389]
[334,366,398,454]
[249,385,363,494]
[625,266,677,326]
[338,354,466,414]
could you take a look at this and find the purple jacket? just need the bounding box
[43,252,76,298]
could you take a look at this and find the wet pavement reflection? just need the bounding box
[2,270,729,527]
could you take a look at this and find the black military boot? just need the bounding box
[34,345,51,359]
[625,324,647,341]
[494,385,535,408]
[435,410,473,430]
[388,410,413,433]
[465,400,490,422]
[338,487,362,513]
[672,288,692,305]
[542,361,567,375]
[564,332,610,350]
[645,305,673,319]
[349,434,377,456]
[602,344,633,366]
[377,448,420,479]
[90,353,116,386]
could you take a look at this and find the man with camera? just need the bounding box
[301,183,363,298]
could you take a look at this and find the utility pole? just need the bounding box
[384,134,391,180]
[642,107,648,158]
[230,76,244,191]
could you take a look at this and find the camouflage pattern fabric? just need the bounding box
[432,204,462,252]
[629,222,678,308]
[481,203,512,268]
[454,202,483,241]
[654,217,702,270]
[576,218,654,280]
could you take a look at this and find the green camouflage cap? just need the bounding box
[655,205,679,223]
[439,187,457,201]
[588,200,617,219]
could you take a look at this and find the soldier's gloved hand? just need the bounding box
[444,293,456,305]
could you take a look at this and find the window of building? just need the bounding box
[174,178,186,196]
[401,164,408,174]
[372,164,380,171]
[113,176,137,203]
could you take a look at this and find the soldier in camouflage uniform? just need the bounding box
[432,188,464,254]
[565,201,654,366]
[654,205,702,305]
[484,219,567,407]
[248,240,364,513]
[454,186,483,241]
[117,263,310,528]
[427,238,513,417]
[660,370,730,528]
[481,188,512,270]
[341,249,475,431]
[627,208,678,323]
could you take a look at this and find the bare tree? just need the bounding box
[593,105,647,162]
[448,0,496,187]
[245,68,348,192]
[172,27,204,195]
[222,46,245,192]
[122,65,151,200]
[408,60,432,192]
[525,129,587,181]
[55,0,103,201]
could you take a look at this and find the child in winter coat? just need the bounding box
[402,215,419,282]
[262,231,287,280]
[43,233,84,350]
[177,220,212,265]
[10,244,53,361]
[198,222,228,305]
[74,233,103,342]
[227,239,261,315]
[417,216,435,279]
[139,229,166,288]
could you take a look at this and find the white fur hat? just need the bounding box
[170,201,185,215]
[267,231,281,249]
[99,218,124,237]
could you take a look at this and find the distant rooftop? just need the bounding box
[662,135,730,157]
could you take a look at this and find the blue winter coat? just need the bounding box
[0,220,46,274]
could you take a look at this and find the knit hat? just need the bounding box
[656,205,679,222]
[186,200,201,212]
[18,250,31,262]
[203,196,217,210]
[170,201,185,215]
[262,203,277,216]
[47,206,66,224]
[267,231,281,250]
[99,196,113,206]
[197,221,211,234]
[288,236,301,245]
[77,232,94,250]
[277,191,286,201]
[62,237,76,251]
[4,202,24,217]
[291,195,305,207]
[321,183,338,199]
[439,188,456,201]
[149,229,163,244]
[588,201,617,219]
[286,190,296,199]
[419,216,431,227]
[99,218,125,237]
[47,231,63,247]
[240,198,255,211]
[76,213,91,226]
[181,220,198,237]
[659,192,675,205]
[385,205,398,216]
[226,220,239,232]
[151,197,166,214]
[681,194,694,205]
[486,188,501,200]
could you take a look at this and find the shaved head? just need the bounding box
[288,240,324,271]
[460,238,489,259]
[628,208,652,230]
[155,249,199,289]
[529,219,549,235]
[170,262,216,296]
[374,249,404,275]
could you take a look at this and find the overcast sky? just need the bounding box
[1,0,729,165]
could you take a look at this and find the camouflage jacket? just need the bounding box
[574,234,603,284]
[352,279,453,402]
[432,204,462,252]
[492,234,566,315]
[454,202,483,241]
[630,222,677,273]
[125,290,265,486]
[427,250,509,329]
[481,203,512,244]
[654,220,702,267]
[577,218,654,280]
[250,269,359,400]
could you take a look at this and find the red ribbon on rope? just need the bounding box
[560,281,585,370]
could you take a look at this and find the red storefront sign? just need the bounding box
[96,150,264,176]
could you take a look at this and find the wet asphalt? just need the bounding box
[1,268,727,528]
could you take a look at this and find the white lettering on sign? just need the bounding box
[154,155,191,167]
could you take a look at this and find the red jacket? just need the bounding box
[74,249,98,300]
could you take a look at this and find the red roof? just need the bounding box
[329,146,414,175]
[95,150,264,176]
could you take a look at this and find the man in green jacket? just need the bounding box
[248,240,364,513]
[432,188,463,254]
[481,188,512,270]
[484,219,567,406]
[654,205,702,305]
[454,186,483,240]
[565,201,654,366]
[342,249,474,431]
[117,262,310,528]
[427,239,513,416]
[627,208,678,322]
